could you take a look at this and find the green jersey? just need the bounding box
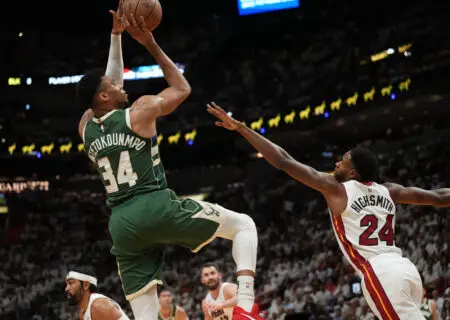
[83,109,167,207]
[158,303,177,320]
[420,298,433,320]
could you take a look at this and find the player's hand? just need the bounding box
[205,301,223,312]
[122,14,155,46]
[207,102,240,131]
[110,0,125,35]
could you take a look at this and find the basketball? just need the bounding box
[123,0,162,31]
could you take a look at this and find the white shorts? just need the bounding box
[361,253,424,320]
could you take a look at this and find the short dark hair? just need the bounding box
[70,266,98,293]
[201,262,220,273]
[76,68,105,108]
[350,148,379,182]
[159,287,172,295]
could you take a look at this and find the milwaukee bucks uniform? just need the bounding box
[420,298,433,320]
[83,109,220,300]
[158,302,177,320]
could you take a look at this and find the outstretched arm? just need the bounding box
[105,1,125,86]
[202,299,213,320]
[385,182,450,207]
[207,103,342,195]
[124,15,191,120]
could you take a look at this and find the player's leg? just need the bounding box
[109,197,167,320]
[160,197,258,313]
[124,190,258,315]
[115,248,164,320]
[361,254,425,320]
[194,200,258,313]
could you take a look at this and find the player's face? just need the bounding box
[159,291,173,308]
[201,266,221,291]
[65,279,84,305]
[99,76,129,109]
[334,152,357,182]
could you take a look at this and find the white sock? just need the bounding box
[129,286,159,320]
[237,275,255,312]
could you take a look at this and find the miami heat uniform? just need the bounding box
[83,293,129,320]
[330,180,424,320]
[204,283,234,320]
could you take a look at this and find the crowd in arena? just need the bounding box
[1,0,450,319]
[1,125,449,319]
[3,1,450,142]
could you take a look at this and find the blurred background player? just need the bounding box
[76,8,261,320]
[158,288,188,320]
[65,266,129,319]
[420,288,437,320]
[201,263,237,320]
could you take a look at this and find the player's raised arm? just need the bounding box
[384,182,450,207]
[207,102,342,195]
[105,0,125,87]
[220,283,238,309]
[202,299,213,320]
[124,15,191,120]
[90,298,123,320]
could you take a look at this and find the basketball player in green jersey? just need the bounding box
[158,288,188,320]
[76,9,262,320]
[420,288,437,320]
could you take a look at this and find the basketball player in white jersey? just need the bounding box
[65,267,129,319]
[158,288,188,320]
[207,102,450,320]
[201,263,237,320]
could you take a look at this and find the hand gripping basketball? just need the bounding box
[122,14,155,46]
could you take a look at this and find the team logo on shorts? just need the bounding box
[204,205,220,217]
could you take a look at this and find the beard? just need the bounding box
[205,279,220,291]
[66,289,82,306]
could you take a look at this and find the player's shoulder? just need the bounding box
[90,296,122,317]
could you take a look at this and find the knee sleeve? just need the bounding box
[215,210,257,240]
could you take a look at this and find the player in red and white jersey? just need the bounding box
[207,102,450,320]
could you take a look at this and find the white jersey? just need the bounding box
[205,283,234,320]
[330,180,402,276]
[83,293,129,320]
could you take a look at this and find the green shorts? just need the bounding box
[108,189,220,300]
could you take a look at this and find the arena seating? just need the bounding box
[1,126,449,319]
[1,1,450,319]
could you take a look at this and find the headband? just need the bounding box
[66,271,98,286]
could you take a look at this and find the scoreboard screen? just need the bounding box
[238,0,300,16]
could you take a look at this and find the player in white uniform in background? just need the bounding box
[201,263,237,320]
[65,267,129,320]
[158,288,188,320]
[207,103,450,320]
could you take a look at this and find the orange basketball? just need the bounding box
[123,0,162,31]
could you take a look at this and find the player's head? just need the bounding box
[77,68,128,111]
[201,262,222,291]
[65,266,98,306]
[159,288,174,308]
[334,148,379,183]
